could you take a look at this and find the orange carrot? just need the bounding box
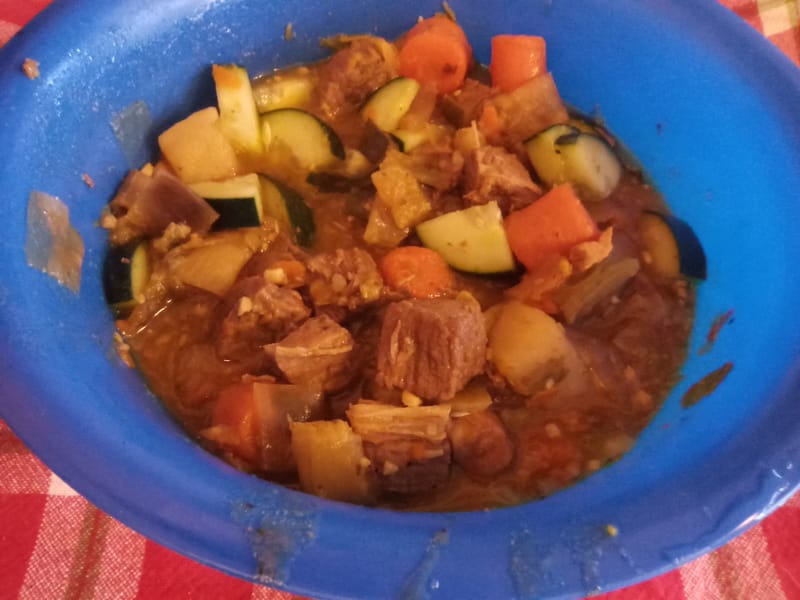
[399,16,472,94]
[504,184,600,271]
[380,246,455,298]
[211,382,259,462]
[489,35,547,92]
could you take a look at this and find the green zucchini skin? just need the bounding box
[190,174,264,231]
[261,108,345,170]
[103,242,150,313]
[657,213,707,280]
[361,77,420,133]
[264,176,316,248]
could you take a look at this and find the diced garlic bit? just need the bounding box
[331,273,347,291]
[383,461,400,476]
[22,58,40,79]
[605,524,619,537]
[237,296,254,316]
[359,281,381,301]
[641,250,653,265]
[263,267,288,285]
[401,390,423,407]
[544,423,561,438]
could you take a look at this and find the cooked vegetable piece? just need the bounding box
[442,382,493,415]
[190,173,264,230]
[416,201,515,274]
[524,123,580,185]
[166,227,274,297]
[390,124,444,153]
[261,108,345,171]
[103,241,150,313]
[554,257,641,323]
[487,301,579,395]
[157,107,241,183]
[212,64,263,155]
[361,77,421,132]
[204,381,324,472]
[290,420,374,503]
[380,246,455,298]
[398,16,472,94]
[260,175,315,247]
[449,410,514,478]
[489,34,547,92]
[526,126,622,200]
[504,184,599,270]
[479,73,569,146]
[363,199,410,248]
[252,69,314,112]
[371,160,432,229]
[639,212,707,280]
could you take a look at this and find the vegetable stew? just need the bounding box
[101,16,703,511]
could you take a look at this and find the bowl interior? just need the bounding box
[2,1,800,598]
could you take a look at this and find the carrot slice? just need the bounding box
[504,184,599,271]
[380,245,455,298]
[489,35,547,92]
[399,16,472,94]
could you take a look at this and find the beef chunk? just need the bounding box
[267,315,355,391]
[306,247,383,318]
[441,78,492,127]
[480,73,569,148]
[463,146,542,214]
[108,166,218,245]
[317,36,399,119]
[215,276,310,360]
[376,296,487,400]
[347,402,452,495]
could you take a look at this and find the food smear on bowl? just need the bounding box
[100,15,705,511]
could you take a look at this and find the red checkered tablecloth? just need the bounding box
[2,1,799,599]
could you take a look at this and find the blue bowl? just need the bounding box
[2,1,800,598]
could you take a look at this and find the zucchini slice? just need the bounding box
[416,201,515,274]
[525,125,622,200]
[103,241,150,314]
[639,212,707,280]
[261,175,316,247]
[212,64,263,155]
[252,70,314,113]
[361,77,420,133]
[190,173,264,231]
[261,108,345,171]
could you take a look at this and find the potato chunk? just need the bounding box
[290,420,374,504]
[488,301,579,395]
[158,107,241,183]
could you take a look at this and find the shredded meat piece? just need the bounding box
[463,146,542,214]
[317,36,399,119]
[215,276,311,361]
[267,315,355,391]
[108,166,218,245]
[305,247,383,318]
[376,296,487,400]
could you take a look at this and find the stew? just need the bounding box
[101,16,703,511]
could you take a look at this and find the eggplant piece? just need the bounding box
[639,212,707,280]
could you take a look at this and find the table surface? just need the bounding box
[2,1,799,599]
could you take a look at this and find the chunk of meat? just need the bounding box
[376,296,487,400]
[267,315,355,391]
[441,78,492,127]
[305,247,383,318]
[108,166,219,245]
[448,410,514,479]
[215,276,311,361]
[479,73,569,148]
[347,402,452,495]
[317,36,399,119]
[463,146,542,214]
